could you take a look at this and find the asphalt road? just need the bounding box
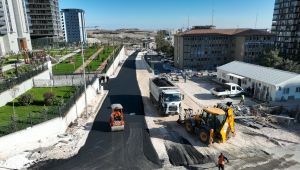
[30,52,161,170]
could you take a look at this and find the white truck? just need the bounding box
[210,83,244,97]
[149,77,183,115]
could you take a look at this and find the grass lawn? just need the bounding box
[52,46,99,75]
[86,46,115,72]
[0,87,76,133]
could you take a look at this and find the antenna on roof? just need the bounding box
[254,13,258,28]
[187,16,190,30]
[211,0,215,26]
[211,9,214,26]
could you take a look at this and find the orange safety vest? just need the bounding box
[218,155,225,165]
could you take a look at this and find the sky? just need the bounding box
[59,0,275,30]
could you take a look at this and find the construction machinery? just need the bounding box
[110,104,125,132]
[184,106,235,144]
[149,77,183,115]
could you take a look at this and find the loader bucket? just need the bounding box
[111,125,124,132]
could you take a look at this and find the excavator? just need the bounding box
[110,104,125,132]
[184,102,235,144]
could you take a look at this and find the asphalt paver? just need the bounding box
[30,52,161,170]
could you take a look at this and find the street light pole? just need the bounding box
[112,36,115,75]
[81,41,88,117]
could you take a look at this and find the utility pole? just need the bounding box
[81,41,88,117]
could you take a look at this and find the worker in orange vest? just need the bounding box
[218,153,229,170]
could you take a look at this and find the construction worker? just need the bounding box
[218,153,229,170]
[240,94,245,105]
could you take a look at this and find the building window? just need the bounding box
[248,78,251,82]
[230,76,233,80]
[242,80,247,85]
[296,87,300,93]
[283,88,290,94]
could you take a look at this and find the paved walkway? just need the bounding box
[56,49,81,64]
[2,61,24,72]
[74,48,103,74]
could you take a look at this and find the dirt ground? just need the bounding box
[136,52,300,170]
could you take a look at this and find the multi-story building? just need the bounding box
[0,0,32,56]
[174,26,274,70]
[61,8,86,43]
[27,0,62,47]
[271,0,300,62]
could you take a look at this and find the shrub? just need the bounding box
[53,96,64,106]
[18,94,33,106]
[43,92,55,105]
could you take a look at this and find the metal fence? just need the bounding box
[0,65,48,94]
[0,75,97,137]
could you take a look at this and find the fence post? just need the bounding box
[28,112,33,126]
[11,114,18,132]
[43,107,48,121]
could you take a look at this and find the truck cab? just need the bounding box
[160,89,182,114]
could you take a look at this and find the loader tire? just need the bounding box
[199,128,209,144]
[185,121,194,134]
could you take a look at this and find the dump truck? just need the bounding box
[184,105,235,144]
[210,83,244,97]
[149,77,183,115]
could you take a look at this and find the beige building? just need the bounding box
[174,27,275,70]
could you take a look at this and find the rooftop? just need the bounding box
[178,28,273,36]
[217,61,300,86]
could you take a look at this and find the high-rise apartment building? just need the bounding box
[27,0,62,46]
[61,9,86,43]
[174,26,274,70]
[271,0,300,62]
[0,0,32,56]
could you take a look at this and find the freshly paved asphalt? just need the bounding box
[31,52,161,170]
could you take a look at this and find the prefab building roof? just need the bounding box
[217,61,300,86]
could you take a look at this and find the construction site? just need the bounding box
[137,52,300,169]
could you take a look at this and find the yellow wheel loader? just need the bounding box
[184,107,235,144]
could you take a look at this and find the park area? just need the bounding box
[0,86,76,136]
[52,46,116,75]
[52,46,99,75]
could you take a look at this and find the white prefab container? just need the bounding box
[149,77,182,115]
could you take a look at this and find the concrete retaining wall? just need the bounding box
[106,46,127,77]
[34,74,103,87]
[0,62,52,107]
[0,78,100,158]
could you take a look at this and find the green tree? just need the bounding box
[155,30,174,57]
[256,49,282,67]
[256,49,300,73]
[277,58,300,73]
